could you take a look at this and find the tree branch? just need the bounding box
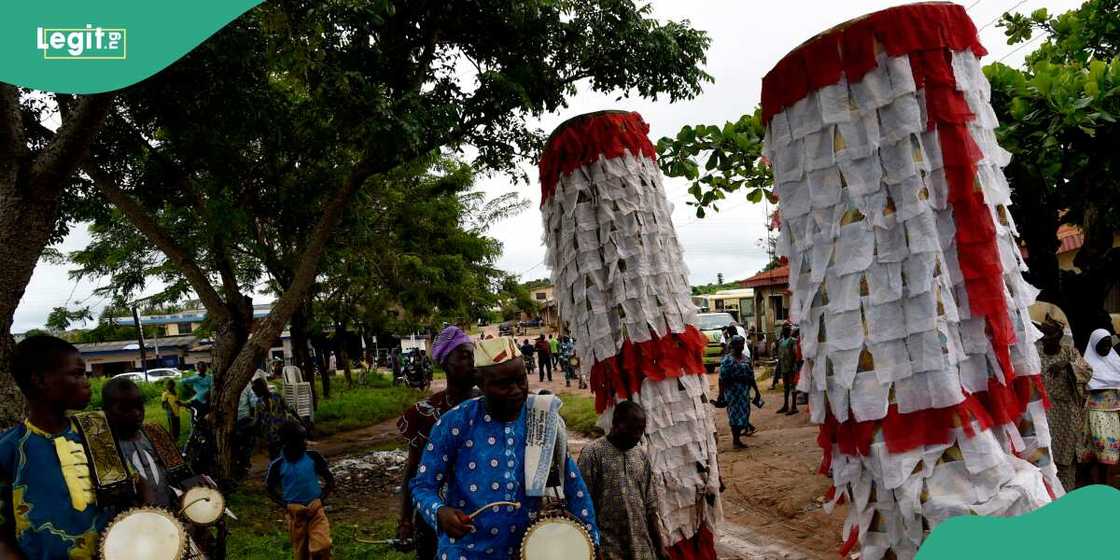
[82,164,231,324]
[30,94,113,188]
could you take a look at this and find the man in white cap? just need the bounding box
[410,336,599,559]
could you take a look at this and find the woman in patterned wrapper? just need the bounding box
[1034,316,1090,490]
[720,336,761,448]
[395,326,479,559]
[1079,329,1120,485]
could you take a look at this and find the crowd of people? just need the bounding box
[713,321,803,449]
[5,316,1119,560]
[518,334,584,389]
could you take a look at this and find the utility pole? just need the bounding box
[131,306,149,383]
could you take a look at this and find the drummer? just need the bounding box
[0,335,109,559]
[103,377,179,508]
[409,336,600,559]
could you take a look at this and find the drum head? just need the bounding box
[102,507,186,560]
[521,516,594,560]
[182,486,225,525]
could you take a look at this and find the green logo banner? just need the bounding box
[919,485,1120,558]
[2,1,262,93]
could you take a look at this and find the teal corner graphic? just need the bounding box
[919,485,1120,559]
[2,1,263,93]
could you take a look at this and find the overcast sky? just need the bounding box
[12,0,1084,333]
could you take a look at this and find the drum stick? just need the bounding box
[466,501,521,519]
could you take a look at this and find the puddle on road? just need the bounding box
[717,521,809,560]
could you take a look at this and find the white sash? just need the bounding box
[523,394,564,498]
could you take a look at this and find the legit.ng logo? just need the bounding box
[36,25,126,60]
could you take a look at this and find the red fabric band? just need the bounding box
[588,325,708,414]
[538,111,657,205]
[665,524,717,560]
[760,3,986,125]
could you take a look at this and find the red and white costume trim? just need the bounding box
[539,111,721,560]
[761,4,1057,558]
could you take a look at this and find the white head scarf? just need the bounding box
[1085,329,1120,391]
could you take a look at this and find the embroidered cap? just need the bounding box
[474,336,520,368]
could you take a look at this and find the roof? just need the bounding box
[740,265,789,289]
[112,305,272,326]
[74,335,199,355]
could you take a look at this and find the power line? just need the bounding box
[966,0,984,11]
[998,32,1045,63]
[978,0,1029,32]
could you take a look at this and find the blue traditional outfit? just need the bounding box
[410,337,599,559]
[719,353,755,430]
[0,420,109,560]
[410,397,599,559]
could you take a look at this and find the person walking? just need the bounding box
[720,336,761,449]
[548,335,560,375]
[1035,317,1090,490]
[519,338,536,377]
[161,379,183,441]
[775,325,799,415]
[535,335,553,383]
[1079,329,1120,485]
[396,326,478,560]
[266,421,336,560]
[577,401,665,560]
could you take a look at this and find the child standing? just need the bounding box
[161,379,183,440]
[266,421,335,560]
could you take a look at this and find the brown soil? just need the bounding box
[706,371,846,559]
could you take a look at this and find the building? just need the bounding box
[526,284,562,331]
[74,335,199,377]
[739,265,790,337]
[111,303,275,336]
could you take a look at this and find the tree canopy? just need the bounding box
[986,0,1120,346]
[654,1,1120,345]
[30,0,713,474]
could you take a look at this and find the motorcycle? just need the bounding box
[394,352,432,390]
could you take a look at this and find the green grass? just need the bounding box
[226,488,411,560]
[559,393,603,437]
[83,371,423,445]
[86,375,191,445]
[312,372,424,436]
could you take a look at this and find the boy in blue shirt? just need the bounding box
[266,420,335,560]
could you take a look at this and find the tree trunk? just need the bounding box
[289,304,318,408]
[335,322,353,389]
[0,89,113,427]
[310,334,332,399]
[210,158,380,481]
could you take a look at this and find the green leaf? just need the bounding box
[746,188,763,203]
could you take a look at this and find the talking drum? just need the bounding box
[101,507,188,560]
[181,486,225,526]
[520,514,594,560]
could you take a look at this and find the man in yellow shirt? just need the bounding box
[161,379,184,440]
